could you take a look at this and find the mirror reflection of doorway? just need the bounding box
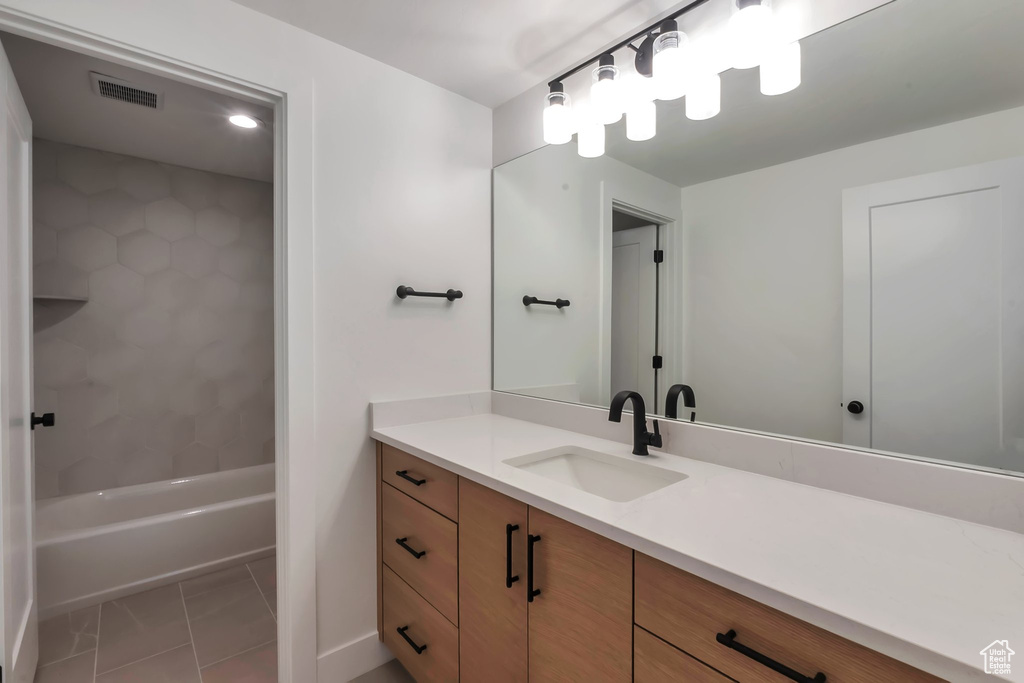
[610,210,660,410]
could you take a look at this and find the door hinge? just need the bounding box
[652,355,663,369]
[653,249,664,263]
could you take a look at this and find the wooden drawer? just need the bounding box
[381,444,458,521]
[635,626,733,682]
[382,482,458,624]
[383,566,458,683]
[635,553,944,683]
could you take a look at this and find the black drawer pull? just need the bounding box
[395,470,426,486]
[505,524,520,588]
[395,537,426,559]
[716,630,826,683]
[527,534,541,602]
[397,626,428,655]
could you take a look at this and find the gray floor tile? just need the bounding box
[184,579,276,667]
[34,650,95,683]
[95,644,200,683]
[180,564,253,598]
[247,555,276,595]
[96,584,191,673]
[350,659,415,683]
[201,640,277,683]
[38,604,99,666]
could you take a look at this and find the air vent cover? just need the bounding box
[89,72,163,109]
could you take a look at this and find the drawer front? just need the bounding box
[635,553,944,683]
[382,483,459,624]
[381,444,458,521]
[383,566,458,683]
[635,626,733,683]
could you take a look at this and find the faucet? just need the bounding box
[608,390,662,456]
[665,384,696,422]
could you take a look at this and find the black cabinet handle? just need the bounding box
[505,524,520,588]
[396,626,428,655]
[716,630,826,683]
[31,412,55,430]
[395,537,426,559]
[527,534,541,602]
[395,470,426,486]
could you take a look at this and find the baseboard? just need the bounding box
[39,545,276,620]
[317,631,392,682]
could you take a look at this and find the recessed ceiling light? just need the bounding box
[229,114,260,129]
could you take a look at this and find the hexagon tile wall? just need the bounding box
[32,139,274,499]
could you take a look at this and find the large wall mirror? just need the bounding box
[493,0,1024,476]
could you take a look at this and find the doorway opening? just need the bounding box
[1,30,281,682]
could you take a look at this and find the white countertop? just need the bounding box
[373,412,1024,681]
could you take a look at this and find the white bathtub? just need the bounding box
[36,464,275,619]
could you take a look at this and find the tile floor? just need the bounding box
[351,660,414,683]
[35,555,277,683]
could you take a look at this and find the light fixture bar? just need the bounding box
[547,0,714,89]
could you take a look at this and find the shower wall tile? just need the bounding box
[33,139,274,498]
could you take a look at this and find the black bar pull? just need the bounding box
[505,524,520,588]
[523,295,570,309]
[30,412,55,430]
[527,534,541,602]
[397,626,428,655]
[395,470,426,486]
[716,630,826,683]
[395,537,426,559]
[397,285,463,302]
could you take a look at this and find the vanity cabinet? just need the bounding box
[376,443,944,682]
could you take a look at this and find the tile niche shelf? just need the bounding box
[33,294,89,303]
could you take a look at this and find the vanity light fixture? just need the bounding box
[543,82,573,145]
[228,114,261,129]
[729,0,775,69]
[591,54,623,125]
[542,0,802,155]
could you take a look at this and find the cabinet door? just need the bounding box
[527,508,633,682]
[459,479,528,683]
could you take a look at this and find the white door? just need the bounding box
[0,37,37,683]
[610,225,658,407]
[842,158,1024,470]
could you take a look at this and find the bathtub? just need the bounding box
[36,463,275,619]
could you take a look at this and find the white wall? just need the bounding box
[492,0,894,165]
[680,104,1024,443]
[493,143,679,406]
[0,1,492,680]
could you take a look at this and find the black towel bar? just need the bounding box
[523,295,570,309]
[397,285,463,301]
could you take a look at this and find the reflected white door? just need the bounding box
[0,35,37,683]
[610,225,658,407]
[842,158,1024,469]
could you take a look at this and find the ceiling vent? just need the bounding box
[89,72,163,110]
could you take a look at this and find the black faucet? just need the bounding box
[608,390,662,456]
[665,384,696,423]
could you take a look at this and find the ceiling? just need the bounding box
[0,33,274,182]
[605,0,1024,187]
[227,0,687,108]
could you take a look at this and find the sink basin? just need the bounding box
[504,446,687,502]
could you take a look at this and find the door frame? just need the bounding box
[0,10,317,682]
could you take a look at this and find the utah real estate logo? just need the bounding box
[980,640,1014,676]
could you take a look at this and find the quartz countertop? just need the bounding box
[372,412,1024,681]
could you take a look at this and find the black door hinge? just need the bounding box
[652,355,663,369]
[653,249,664,263]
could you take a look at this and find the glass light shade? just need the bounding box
[729,1,774,69]
[686,73,721,121]
[626,100,656,141]
[591,65,623,124]
[577,119,606,158]
[543,92,573,145]
[653,30,690,101]
[760,40,801,95]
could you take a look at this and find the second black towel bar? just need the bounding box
[523,295,570,309]
[397,285,463,301]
